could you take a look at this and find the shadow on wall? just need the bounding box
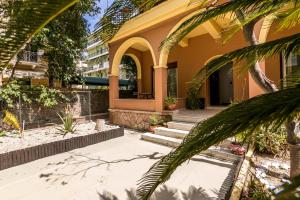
[98,185,216,200]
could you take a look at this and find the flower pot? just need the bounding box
[167,104,177,110]
[148,126,157,132]
[230,143,246,155]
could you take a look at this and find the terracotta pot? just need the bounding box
[230,143,246,155]
[148,126,157,132]
[167,104,177,110]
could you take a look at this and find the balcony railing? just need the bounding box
[88,48,108,59]
[82,62,109,73]
[87,38,100,47]
[17,50,38,63]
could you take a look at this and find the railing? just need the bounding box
[17,50,38,63]
[87,39,100,47]
[81,62,109,73]
[88,48,108,59]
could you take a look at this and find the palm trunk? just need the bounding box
[236,10,300,177]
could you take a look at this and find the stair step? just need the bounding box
[141,133,182,147]
[172,115,202,123]
[167,121,195,131]
[141,133,241,162]
[154,127,189,139]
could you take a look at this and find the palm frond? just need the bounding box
[161,0,296,51]
[0,0,79,70]
[137,87,300,200]
[187,32,300,95]
[275,174,300,200]
[3,110,20,131]
[277,4,300,31]
[95,0,165,43]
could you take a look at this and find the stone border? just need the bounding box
[0,127,124,171]
[229,144,255,200]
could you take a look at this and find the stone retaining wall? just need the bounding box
[0,127,124,171]
[109,109,172,130]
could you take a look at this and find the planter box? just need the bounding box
[0,127,124,171]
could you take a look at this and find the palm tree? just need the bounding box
[0,0,79,71]
[95,0,300,199]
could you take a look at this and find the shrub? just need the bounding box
[0,80,68,109]
[149,115,161,126]
[236,126,288,157]
[56,107,76,137]
[164,96,177,106]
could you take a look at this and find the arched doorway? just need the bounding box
[209,62,233,105]
[119,55,138,98]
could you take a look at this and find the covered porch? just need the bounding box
[107,0,264,129]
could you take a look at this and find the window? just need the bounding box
[167,62,178,97]
[282,53,300,86]
[282,53,300,76]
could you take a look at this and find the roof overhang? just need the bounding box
[109,0,203,43]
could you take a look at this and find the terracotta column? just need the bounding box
[154,66,167,112]
[109,75,119,109]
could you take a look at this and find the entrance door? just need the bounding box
[209,62,233,105]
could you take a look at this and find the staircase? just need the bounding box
[141,109,241,162]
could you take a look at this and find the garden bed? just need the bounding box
[0,122,124,171]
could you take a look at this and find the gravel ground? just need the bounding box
[0,121,119,154]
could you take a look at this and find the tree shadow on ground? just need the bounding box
[98,185,216,200]
[39,152,164,184]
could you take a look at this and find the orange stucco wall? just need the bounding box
[265,22,300,86]
[109,7,300,109]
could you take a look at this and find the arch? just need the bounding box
[159,9,226,67]
[111,37,157,76]
[204,55,223,65]
[159,10,203,68]
[259,15,276,43]
[125,53,142,79]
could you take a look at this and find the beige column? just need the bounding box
[154,66,168,112]
[109,75,119,109]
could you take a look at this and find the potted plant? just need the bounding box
[164,96,177,110]
[148,115,161,132]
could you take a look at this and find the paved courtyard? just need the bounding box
[0,130,237,200]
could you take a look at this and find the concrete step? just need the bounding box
[141,133,241,162]
[154,127,189,139]
[167,121,195,131]
[172,115,202,123]
[141,132,182,147]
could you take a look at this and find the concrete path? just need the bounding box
[0,130,237,200]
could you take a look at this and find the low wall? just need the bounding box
[0,127,124,171]
[13,89,109,129]
[109,109,172,130]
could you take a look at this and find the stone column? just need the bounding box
[109,75,119,109]
[154,66,167,112]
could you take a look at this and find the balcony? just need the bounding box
[17,50,38,63]
[87,38,101,48]
[14,50,48,72]
[82,61,109,74]
[88,48,109,60]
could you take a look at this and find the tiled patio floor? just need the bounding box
[0,130,237,200]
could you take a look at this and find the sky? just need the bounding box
[85,0,114,32]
